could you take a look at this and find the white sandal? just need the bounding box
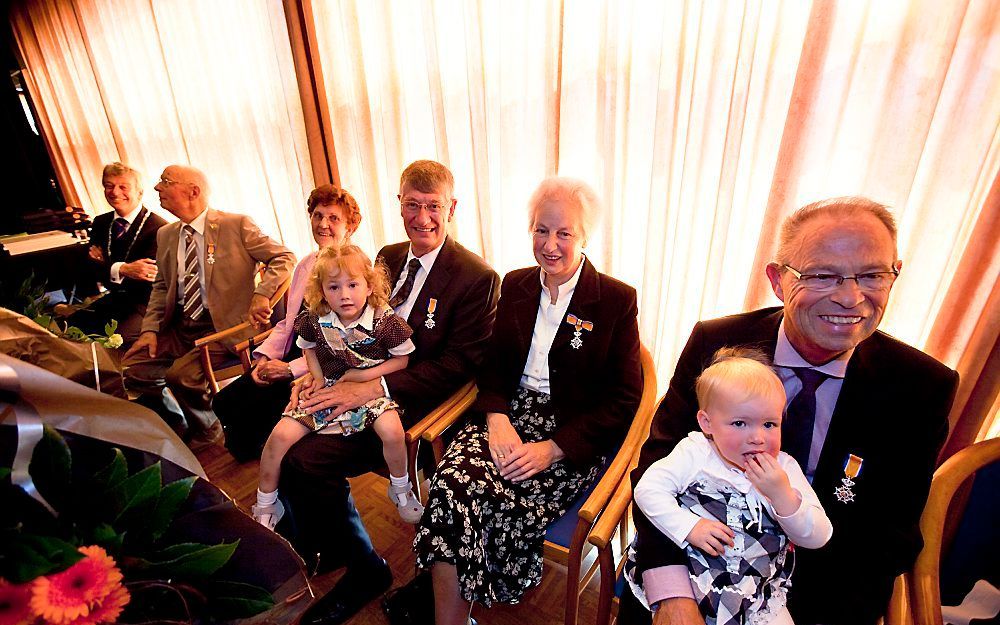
[387,484,424,524]
[251,499,285,530]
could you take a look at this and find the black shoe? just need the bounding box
[382,571,435,625]
[301,557,392,625]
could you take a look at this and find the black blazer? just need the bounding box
[474,258,643,466]
[377,237,500,424]
[630,307,959,625]
[88,207,167,308]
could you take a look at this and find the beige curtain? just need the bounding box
[11,0,317,257]
[309,0,1000,442]
[11,0,1000,442]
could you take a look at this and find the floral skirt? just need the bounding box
[413,387,603,606]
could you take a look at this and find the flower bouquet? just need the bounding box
[1,355,310,624]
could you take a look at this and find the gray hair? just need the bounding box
[775,196,898,265]
[527,177,603,242]
[102,162,142,187]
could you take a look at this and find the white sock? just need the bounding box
[257,488,278,506]
[389,473,410,490]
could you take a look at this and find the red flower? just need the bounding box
[30,546,124,625]
[0,579,34,625]
[62,584,130,625]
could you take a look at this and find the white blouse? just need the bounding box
[519,258,586,394]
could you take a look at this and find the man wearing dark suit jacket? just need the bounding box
[621,197,959,625]
[122,164,295,448]
[285,160,500,625]
[71,162,167,345]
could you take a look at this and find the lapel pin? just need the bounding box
[834,454,863,503]
[425,298,438,329]
[566,313,594,349]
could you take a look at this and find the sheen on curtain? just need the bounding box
[308,0,999,441]
[11,0,317,256]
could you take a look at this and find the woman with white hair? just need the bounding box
[412,177,643,624]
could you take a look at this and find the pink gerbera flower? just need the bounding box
[0,579,34,625]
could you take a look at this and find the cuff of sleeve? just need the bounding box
[380,376,391,399]
[642,565,695,607]
[110,262,124,283]
[771,490,805,521]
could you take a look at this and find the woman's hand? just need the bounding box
[501,439,565,482]
[251,356,293,386]
[487,413,522,470]
[684,518,735,557]
[284,372,313,413]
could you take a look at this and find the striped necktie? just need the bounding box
[389,258,423,309]
[182,225,204,321]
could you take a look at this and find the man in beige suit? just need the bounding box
[123,164,295,447]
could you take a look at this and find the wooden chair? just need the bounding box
[194,277,291,395]
[887,437,1000,625]
[419,344,658,625]
[586,447,643,625]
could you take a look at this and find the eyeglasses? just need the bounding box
[400,198,447,214]
[782,264,899,292]
[157,176,189,187]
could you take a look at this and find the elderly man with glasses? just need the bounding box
[122,164,295,449]
[621,197,958,625]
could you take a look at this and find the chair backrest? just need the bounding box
[909,437,1000,625]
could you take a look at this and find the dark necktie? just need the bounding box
[182,225,204,321]
[783,367,829,470]
[389,258,423,309]
[112,217,129,239]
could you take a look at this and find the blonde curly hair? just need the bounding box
[304,244,391,316]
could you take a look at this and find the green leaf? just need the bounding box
[87,523,124,550]
[0,467,10,481]
[1,534,82,583]
[204,580,274,618]
[109,462,161,522]
[93,448,128,490]
[104,319,118,335]
[146,476,196,542]
[133,541,240,578]
[29,425,71,513]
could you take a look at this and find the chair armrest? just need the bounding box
[421,383,479,443]
[194,320,253,348]
[406,381,475,443]
[588,466,635,550]
[234,328,275,356]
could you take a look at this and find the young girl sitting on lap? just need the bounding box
[252,244,422,529]
[631,347,833,625]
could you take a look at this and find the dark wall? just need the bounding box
[1,10,65,235]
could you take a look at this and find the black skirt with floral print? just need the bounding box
[413,387,603,606]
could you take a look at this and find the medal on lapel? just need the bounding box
[834,454,863,503]
[425,298,438,329]
[566,314,594,349]
[206,243,217,265]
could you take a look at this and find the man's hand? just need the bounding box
[88,245,105,263]
[684,518,735,556]
[295,379,383,418]
[652,598,706,625]
[124,331,157,360]
[248,294,272,329]
[501,440,564,482]
[119,258,158,282]
[251,356,293,386]
[745,453,799,516]
[487,413,522,470]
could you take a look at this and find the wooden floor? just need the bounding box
[194,440,606,625]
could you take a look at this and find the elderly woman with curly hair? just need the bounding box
[413,177,643,624]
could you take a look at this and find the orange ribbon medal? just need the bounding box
[566,314,594,349]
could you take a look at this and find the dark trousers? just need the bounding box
[213,373,292,462]
[279,428,386,571]
[617,586,652,625]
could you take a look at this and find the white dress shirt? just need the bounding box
[108,205,144,284]
[389,240,446,322]
[519,257,586,394]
